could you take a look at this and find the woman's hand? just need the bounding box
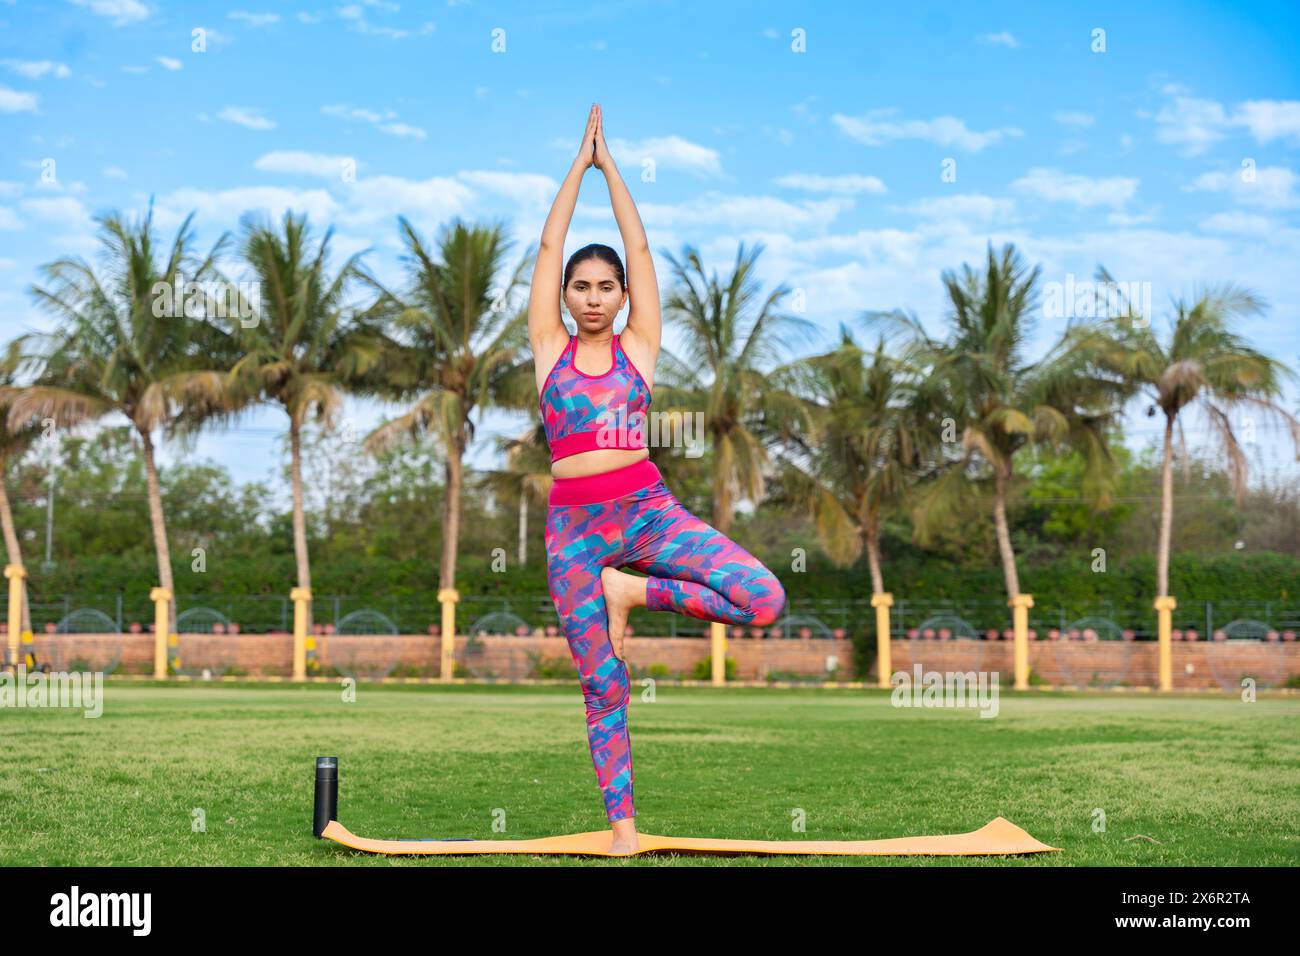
[575,104,598,169]
[593,104,614,171]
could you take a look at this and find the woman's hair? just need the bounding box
[563,243,626,291]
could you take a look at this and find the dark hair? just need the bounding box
[563,243,626,291]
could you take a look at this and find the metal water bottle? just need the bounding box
[314,756,338,838]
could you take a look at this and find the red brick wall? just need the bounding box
[16,632,1300,689]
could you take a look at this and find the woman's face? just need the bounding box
[564,259,627,334]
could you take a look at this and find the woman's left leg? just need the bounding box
[621,484,786,626]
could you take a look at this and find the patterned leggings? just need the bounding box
[545,464,786,823]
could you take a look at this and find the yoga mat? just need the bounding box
[321,815,1062,857]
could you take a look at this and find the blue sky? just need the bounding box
[1,0,1298,507]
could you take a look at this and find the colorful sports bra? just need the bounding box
[540,333,652,463]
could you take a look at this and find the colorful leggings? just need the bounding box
[545,459,786,823]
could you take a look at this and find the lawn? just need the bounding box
[1,681,1296,866]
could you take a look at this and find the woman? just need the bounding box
[527,104,786,854]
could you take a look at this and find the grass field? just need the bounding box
[1,681,1296,866]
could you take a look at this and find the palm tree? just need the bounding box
[357,217,533,592]
[775,325,947,594]
[0,344,43,636]
[873,242,1130,600]
[658,242,820,534]
[1082,268,1300,597]
[8,202,227,634]
[226,210,379,624]
[479,421,552,567]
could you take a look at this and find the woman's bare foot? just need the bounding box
[601,566,647,663]
[609,817,639,855]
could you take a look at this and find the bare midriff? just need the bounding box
[551,446,650,479]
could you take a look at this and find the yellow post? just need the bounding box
[1009,593,1034,690]
[1154,596,1176,692]
[871,592,893,688]
[438,588,459,681]
[5,564,25,667]
[291,587,311,681]
[150,586,171,679]
[710,621,726,686]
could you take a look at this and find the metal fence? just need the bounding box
[14,594,1300,641]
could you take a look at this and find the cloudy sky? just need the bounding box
[1,0,1298,503]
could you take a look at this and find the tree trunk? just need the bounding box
[140,427,178,636]
[518,485,527,567]
[0,454,33,635]
[863,507,884,595]
[1156,413,1176,598]
[712,432,732,535]
[289,418,312,629]
[440,424,465,589]
[992,459,1020,599]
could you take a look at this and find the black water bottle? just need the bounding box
[314,756,338,838]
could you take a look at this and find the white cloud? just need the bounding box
[832,108,1023,152]
[148,185,341,235]
[1147,92,1228,155]
[891,193,1018,225]
[338,1,436,39]
[1198,212,1276,235]
[0,206,22,230]
[1,60,71,79]
[156,56,182,70]
[605,192,853,232]
[102,165,128,178]
[1009,167,1139,209]
[976,31,1018,49]
[378,122,426,139]
[774,173,887,195]
[254,151,358,178]
[455,171,562,209]
[219,106,275,130]
[1106,210,1158,227]
[605,135,723,176]
[1187,165,1298,209]
[19,196,94,235]
[321,102,427,139]
[1143,87,1300,155]
[229,11,280,27]
[1233,99,1300,146]
[0,84,37,112]
[338,174,473,228]
[1052,111,1094,128]
[68,0,150,26]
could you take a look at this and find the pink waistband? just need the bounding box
[548,458,662,507]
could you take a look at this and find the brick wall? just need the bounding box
[16,632,1300,689]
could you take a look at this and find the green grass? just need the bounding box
[1,681,1297,866]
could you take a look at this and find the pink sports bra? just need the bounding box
[540,333,652,463]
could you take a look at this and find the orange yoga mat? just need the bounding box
[321,815,1062,857]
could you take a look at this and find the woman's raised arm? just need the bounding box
[592,105,661,364]
[528,106,598,363]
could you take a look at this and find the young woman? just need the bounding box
[527,104,786,854]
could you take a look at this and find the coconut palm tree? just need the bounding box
[8,202,228,634]
[356,217,533,591]
[658,242,820,534]
[478,421,552,567]
[225,210,380,624]
[774,324,948,593]
[872,242,1130,600]
[0,344,43,636]
[1082,268,1300,597]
